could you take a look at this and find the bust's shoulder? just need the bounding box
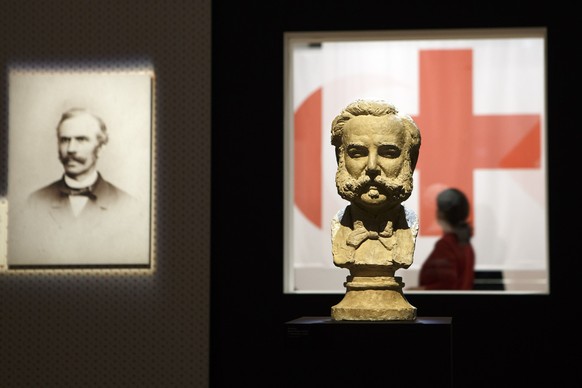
[403,206,419,237]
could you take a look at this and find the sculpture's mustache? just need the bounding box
[336,167,412,203]
[342,172,371,194]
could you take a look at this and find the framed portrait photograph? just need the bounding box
[284,28,548,294]
[5,66,155,269]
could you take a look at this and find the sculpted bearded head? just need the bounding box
[331,100,421,214]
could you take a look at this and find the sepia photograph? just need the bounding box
[7,67,155,268]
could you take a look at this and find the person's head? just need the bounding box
[331,99,421,214]
[56,108,108,180]
[436,188,472,243]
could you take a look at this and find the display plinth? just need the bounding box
[284,316,452,388]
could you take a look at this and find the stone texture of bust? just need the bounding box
[330,99,421,320]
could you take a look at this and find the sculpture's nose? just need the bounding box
[366,150,380,178]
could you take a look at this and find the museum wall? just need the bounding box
[0,1,210,387]
[211,1,579,387]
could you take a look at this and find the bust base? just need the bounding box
[331,275,416,321]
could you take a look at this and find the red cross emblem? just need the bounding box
[294,48,541,236]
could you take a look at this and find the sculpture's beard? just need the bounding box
[335,156,414,206]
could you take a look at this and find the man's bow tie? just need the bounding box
[347,220,393,249]
[61,186,95,197]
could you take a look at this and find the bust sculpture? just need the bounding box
[330,99,421,320]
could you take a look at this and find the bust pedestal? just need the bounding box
[331,274,416,320]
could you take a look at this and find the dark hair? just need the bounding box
[437,188,472,244]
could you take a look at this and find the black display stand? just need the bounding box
[284,316,453,388]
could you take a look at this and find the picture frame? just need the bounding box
[4,64,155,270]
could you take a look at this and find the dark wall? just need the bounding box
[0,1,210,387]
[211,1,579,387]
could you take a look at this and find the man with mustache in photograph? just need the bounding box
[23,107,145,264]
[331,99,421,271]
[329,100,421,321]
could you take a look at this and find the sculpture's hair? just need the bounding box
[56,107,109,146]
[330,99,421,171]
[437,188,473,244]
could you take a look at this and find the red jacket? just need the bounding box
[419,232,475,290]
